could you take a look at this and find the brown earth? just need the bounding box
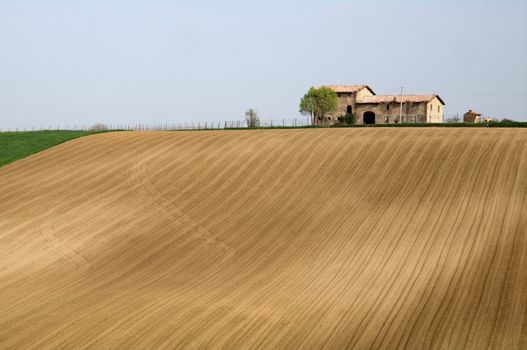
[0,128,526,349]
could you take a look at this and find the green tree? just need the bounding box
[299,87,338,125]
[299,87,316,124]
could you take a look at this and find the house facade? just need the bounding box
[325,85,445,125]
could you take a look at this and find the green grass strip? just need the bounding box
[0,130,98,168]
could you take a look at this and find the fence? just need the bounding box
[257,117,313,128]
[0,117,314,132]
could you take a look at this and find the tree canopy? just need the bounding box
[245,108,260,128]
[299,86,338,124]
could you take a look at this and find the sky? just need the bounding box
[0,0,526,129]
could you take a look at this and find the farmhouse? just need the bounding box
[325,85,445,125]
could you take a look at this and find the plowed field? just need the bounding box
[0,128,526,349]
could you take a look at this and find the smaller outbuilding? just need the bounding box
[463,110,482,123]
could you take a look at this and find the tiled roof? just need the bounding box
[326,85,370,93]
[357,94,444,104]
[465,110,482,115]
[323,85,445,104]
[357,95,396,103]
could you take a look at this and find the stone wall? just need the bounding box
[426,97,444,123]
[327,88,375,124]
[355,102,429,124]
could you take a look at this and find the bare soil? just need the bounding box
[0,128,526,349]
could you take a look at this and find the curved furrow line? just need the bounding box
[156,131,344,348]
[418,133,510,343]
[487,140,527,349]
[129,160,236,257]
[37,210,91,271]
[436,137,505,348]
[320,133,457,348]
[372,136,483,349]
[173,131,372,344]
[357,136,470,349]
[274,131,417,348]
[459,135,524,349]
[187,131,367,346]
[228,130,417,348]
[396,134,505,349]
[391,138,494,348]
[299,130,474,348]
[353,131,492,348]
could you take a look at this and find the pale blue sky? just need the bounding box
[1,0,526,129]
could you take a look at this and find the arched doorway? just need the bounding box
[363,111,376,124]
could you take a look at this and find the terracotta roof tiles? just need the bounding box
[323,84,445,105]
[357,94,444,105]
[326,85,370,93]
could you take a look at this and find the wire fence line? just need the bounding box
[0,117,314,132]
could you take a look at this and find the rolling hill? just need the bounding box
[0,128,526,349]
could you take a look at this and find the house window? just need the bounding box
[386,104,390,111]
[438,105,440,112]
[430,104,432,111]
[347,105,352,114]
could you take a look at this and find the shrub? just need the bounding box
[344,113,355,125]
